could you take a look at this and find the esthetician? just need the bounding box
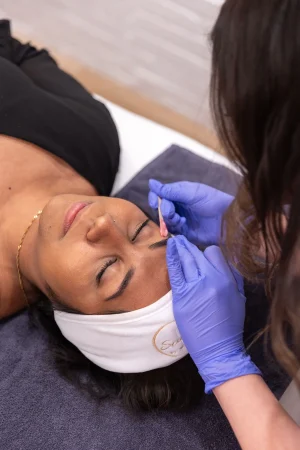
[149,1,300,448]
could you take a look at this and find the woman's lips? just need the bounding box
[63,202,91,235]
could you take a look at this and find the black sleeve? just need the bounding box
[0,19,120,196]
[0,19,96,106]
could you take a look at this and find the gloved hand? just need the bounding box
[167,235,261,393]
[149,179,233,246]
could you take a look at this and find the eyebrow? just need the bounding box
[148,238,169,250]
[105,267,135,301]
[105,237,169,301]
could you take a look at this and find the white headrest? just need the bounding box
[54,291,188,373]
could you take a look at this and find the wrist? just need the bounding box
[197,352,261,394]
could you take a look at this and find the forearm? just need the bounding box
[214,375,300,450]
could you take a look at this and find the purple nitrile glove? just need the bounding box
[148,179,233,247]
[167,235,261,393]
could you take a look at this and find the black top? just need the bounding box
[0,20,120,195]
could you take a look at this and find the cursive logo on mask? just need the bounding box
[152,321,187,357]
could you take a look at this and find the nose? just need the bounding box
[86,214,120,243]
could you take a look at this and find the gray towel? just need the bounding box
[0,145,289,450]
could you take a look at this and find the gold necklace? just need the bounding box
[16,210,43,304]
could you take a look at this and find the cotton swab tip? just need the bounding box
[158,197,168,238]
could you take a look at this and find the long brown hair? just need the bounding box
[210,0,300,382]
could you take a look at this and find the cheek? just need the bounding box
[37,242,91,294]
[147,258,169,284]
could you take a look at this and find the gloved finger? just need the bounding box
[229,263,245,295]
[177,236,205,275]
[148,191,159,209]
[166,217,187,234]
[160,200,186,230]
[165,214,183,230]
[149,179,165,198]
[160,198,176,220]
[171,213,184,227]
[148,192,183,226]
[203,246,234,279]
[166,238,185,290]
[180,216,187,227]
[204,246,245,294]
[167,220,185,237]
[149,179,193,203]
[165,215,182,231]
[173,236,200,283]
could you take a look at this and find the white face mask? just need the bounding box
[54,291,188,373]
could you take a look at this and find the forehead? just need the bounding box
[99,197,142,212]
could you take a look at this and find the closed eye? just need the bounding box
[96,218,150,286]
[96,258,117,286]
[131,219,150,241]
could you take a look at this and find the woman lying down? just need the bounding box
[0,21,203,410]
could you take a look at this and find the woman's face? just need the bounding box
[29,195,170,314]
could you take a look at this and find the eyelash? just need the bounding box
[131,219,150,242]
[96,257,117,284]
[96,219,150,284]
